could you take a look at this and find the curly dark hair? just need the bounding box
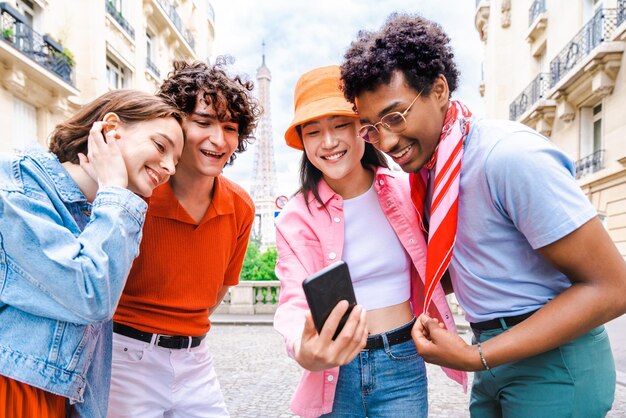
[341,13,459,105]
[158,57,261,165]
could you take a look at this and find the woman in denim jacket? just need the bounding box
[0,90,184,417]
[273,66,466,418]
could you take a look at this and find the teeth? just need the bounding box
[146,168,160,184]
[323,151,346,160]
[392,144,412,159]
[201,149,223,157]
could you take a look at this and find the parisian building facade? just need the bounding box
[0,0,215,152]
[475,0,626,258]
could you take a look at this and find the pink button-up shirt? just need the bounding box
[273,167,467,418]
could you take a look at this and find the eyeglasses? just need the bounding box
[357,91,422,144]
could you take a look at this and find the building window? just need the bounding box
[13,97,38,149]
[145,32,160,77]
[576,103,603,178]
[146,32,154,61]
[592,103,602,154]
[106,57,127,89]
[15,0,35,27]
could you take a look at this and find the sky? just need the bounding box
[210,0,485,198]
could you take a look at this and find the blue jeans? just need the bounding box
[322,333,428,417]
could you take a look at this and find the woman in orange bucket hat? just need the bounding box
[273,65,466,417]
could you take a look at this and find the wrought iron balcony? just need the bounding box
[146,57,160,78]
[509,73,550,121]
[550,8,617,88]
[619,0,625,27]
[529,0,546,26]
[156,0,195,51]
[105,0,135,39]
[575,149,604,179]
[0,3,73,84]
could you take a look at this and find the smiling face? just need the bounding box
[355,71,449,173]
[115,116,184,197]
[301,115,370,198]
[177,96,240,178]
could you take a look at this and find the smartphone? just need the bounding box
[302,261,357,340]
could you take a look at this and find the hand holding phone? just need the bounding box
[302,261,357,340]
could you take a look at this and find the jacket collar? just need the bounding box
[149,175,235,225]
[26,148,86,203]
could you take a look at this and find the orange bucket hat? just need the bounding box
[284,65,358,150]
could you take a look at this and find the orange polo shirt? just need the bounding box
[113,175,254,336]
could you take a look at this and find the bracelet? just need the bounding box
[476,341,494,376]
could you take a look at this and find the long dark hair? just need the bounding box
[296,125,389,209]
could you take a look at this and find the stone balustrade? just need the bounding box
[216,280,280,315]
[215,280,465,318]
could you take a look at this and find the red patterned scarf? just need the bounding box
[410,100,472,312]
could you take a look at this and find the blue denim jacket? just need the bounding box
[0,148,147,417]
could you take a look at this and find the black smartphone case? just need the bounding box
[302,261,357,340]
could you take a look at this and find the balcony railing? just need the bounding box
[146,57,160,77]
[575,149,604,178]
[509,72,550,121]
[550,8,617,88]
[156,0,195,51]
[105,0,135,39]
[0,4,73,84]
[619,0,625,27]
[529,0,546,26]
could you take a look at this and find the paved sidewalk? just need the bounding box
[206,323,626,417]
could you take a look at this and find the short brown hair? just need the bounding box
[157,58,261,165]
[49,89,182,164]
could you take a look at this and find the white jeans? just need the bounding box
[107,332,229,418]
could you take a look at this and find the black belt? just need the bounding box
[365,318,415,350]
[113,322,206,349]
[470,310,537,331]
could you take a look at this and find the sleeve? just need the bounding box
[0,185,147,324]
[273,226,313,359]
[223,199,254,286]
[484,131,597,249]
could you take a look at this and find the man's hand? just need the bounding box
[412,314,480,371]
[294,301,367,372]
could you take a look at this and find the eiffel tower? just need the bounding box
[250,46,277,250]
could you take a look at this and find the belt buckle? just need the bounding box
[178,337,192,350]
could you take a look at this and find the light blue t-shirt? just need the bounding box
[450,118,596,323]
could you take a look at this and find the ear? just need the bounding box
[102,112,120,133]
[431,74,450,108]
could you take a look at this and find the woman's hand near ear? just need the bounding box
[79,121,128,190]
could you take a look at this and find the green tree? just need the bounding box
[240,241,277,281]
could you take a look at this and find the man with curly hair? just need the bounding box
[107,60,260,417]
[341,13,626,417]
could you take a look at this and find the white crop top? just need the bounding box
[342,183,411,311]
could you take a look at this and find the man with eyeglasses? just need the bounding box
[341,13,626,417]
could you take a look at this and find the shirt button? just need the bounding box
[333,217,341,223]
[328,252,337,260]
[409,238,415,244]
[327,375,334,382]
[379,179,384,185]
